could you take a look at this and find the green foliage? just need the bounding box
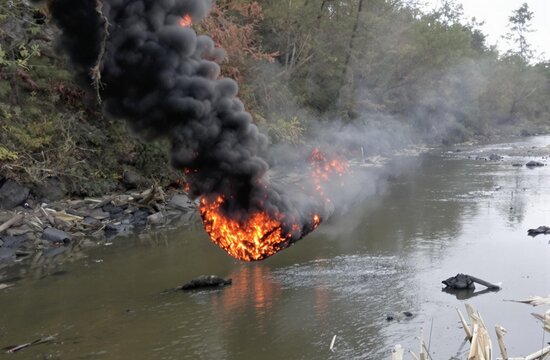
[0,1,42,70]
[0,146,18,161]
[256,0,550,144]
[134,140,175,180]
[0,1,178,196]
[1,0,549,201]
[265,116,305,145]
[504,3,534,62]
[0,43,41,69]
[1,105,57,151]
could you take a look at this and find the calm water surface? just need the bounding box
[1,137,550,359]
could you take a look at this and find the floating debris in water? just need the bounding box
[180,275,232,291]
[528,226,550,237]
[509,295,550,306]
[393,303,550,359]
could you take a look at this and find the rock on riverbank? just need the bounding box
[0,187,198,267]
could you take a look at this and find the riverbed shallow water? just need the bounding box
[1,136,550,359]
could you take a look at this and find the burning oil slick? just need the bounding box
[32,0,349,261]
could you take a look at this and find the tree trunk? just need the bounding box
[337,0,366,119]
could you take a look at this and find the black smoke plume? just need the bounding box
[37,0,326,257]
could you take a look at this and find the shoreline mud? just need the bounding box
[0,187,199,270]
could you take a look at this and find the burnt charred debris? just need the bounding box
[528,226,550,237]
[180,275,232,291]
[442,274,501,291]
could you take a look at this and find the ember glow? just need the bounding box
[310,148,350,203]
[179,14,192,27]
[310,148,350,179]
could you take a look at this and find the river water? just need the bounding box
[1,137,550,359]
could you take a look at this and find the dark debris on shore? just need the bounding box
[0,186,198,269]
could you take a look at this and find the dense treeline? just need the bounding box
[0,0,549,196]
[252,0,550,144]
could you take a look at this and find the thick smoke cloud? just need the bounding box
[41,0,324,249]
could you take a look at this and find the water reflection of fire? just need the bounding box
[211,266,282,331]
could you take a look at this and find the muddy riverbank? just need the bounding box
[0,187,198,270]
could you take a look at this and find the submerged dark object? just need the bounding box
[180,275,232,291]
[528,226,550,237]
[526,161,545,168]
[443,273,475,290]
[442,273,500,290]
[386,311,414,322]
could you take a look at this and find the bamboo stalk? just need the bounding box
[525,346,550,360]
[457,307,473,341]
[495,326,509,360]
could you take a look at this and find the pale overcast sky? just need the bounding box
[423,0,549,60]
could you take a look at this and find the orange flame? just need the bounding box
[179,14,192,27]
[200,196,289,261]
[200,196,320,261]
[194,149,348,261]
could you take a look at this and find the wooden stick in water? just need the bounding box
[495,326,509,360]
[329,335,336,352]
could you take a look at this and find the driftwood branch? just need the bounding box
[4,335,56,354]
[0,213,24,234]
[495,326,509,360]
[467,275,501,290]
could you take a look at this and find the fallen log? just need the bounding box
[0,214,24,235]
